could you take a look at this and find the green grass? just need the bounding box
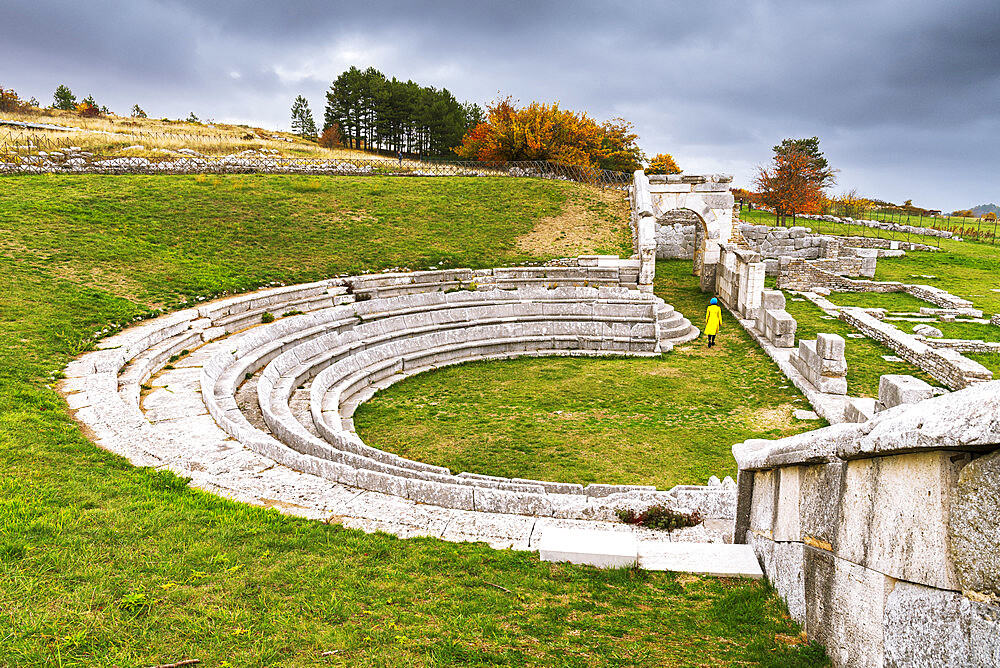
[780,296,940,397]
[0,175,826,666]
[826,291,936,312]
[931,321,1000,342]
[357,260,819,489]
[967,352,1000,376]
[741,208,1000,318]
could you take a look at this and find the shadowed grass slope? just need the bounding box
[0,176,826,665]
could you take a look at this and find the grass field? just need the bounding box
[1,107,366,159]
[780,296,940,396]
[0,175,827,666]
[357,260,819,489]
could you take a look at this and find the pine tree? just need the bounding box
[290,95,318,139]
[53,84,76,110]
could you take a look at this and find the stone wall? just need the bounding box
[754,290,796,348]
[732,382,1000,667]
[796,212,957,239]
[777,260,975,310]
[992,314,1000,327]
[629,172,737,290]
[789,333,847,394]
[839,307,992,390]
[714,244,765,319]
[653,212,697,259]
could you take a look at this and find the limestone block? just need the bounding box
[749,468,777,537]
[816,333,846,361]
[799,462,845,550]
[474,487,553,516]
[883,581,1000,667]
[913,323,944,338]
[877,374,934,411]
[836,451,964,590]
[773,466,802,542]
[843,397,876,423]
[748,532,806,623]
[761,289,786,310]
[950,448,1000,599]
[637,542,762,578]
[407,479,475,511]
[538,528,637,568]
[804,547,889,668]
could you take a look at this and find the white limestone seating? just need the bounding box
[65,266,731,528]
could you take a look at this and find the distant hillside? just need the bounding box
[971,203,1000,217]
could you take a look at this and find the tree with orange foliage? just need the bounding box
[644,153,681,175]
[454,96,643,171]
[754,149,824,225]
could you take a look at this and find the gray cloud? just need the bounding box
[2,0,997,210]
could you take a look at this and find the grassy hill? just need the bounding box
[0,107,376,160]
[0,175,828,666]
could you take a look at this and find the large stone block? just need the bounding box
[749,532,806,623]
[884,581,1000,667]
[877,374,934,411]
[950,448,1000,599]
[749,468,777,537]
[804,547,889,668]
[773,466,802,542]
[836,451,964,590]
[800,462,845,550]
[761,289,786,310]
[816,333,846,361]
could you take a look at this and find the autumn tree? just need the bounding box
[53,84,76,110]
[983,212,997,222]
[454,96,643,171]
[645,153,681,175]
[318,124,342,149]
[755,150,824,225]
[290,95,318,139]
[0,86,26,112]
[131,104,147,118]
[773,136,835,189]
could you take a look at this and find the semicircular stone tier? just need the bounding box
[62,266,735,547]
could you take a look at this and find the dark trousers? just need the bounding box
[707,334,716,347]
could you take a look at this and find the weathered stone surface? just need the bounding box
[637,542,763,578]
[951,448,1000,599]
[884,581,1000,668]
[804,546,889,668]
[835,451,965,589]
[842,380,1000,458]
[816,333,845,361]
[877,374,934,411]
[748,532,806,623]
[799,462,845,550]
[913,323,944,338]
[843,397,876,423]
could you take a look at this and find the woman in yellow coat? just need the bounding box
[705,297,722,348]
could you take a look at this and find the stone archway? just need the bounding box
[646,174,735,292]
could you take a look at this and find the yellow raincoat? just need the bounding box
[705,303,722,336]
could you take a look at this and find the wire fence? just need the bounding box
[0,129,632,189]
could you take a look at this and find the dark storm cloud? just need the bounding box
[2,0,998,209]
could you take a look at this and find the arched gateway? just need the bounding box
[630,171,736,292]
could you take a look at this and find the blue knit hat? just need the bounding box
[710,297,718,305]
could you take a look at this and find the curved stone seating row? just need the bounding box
[64,267,729,525]
[204,287,675,515]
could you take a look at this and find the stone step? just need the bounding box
[539,528,762,577]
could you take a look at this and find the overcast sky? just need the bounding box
[3,0,998,210]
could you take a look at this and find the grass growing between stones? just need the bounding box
[0,176,827,665]
[357,260,819,489]
[780,296,941,397]
[827,291,936,312]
